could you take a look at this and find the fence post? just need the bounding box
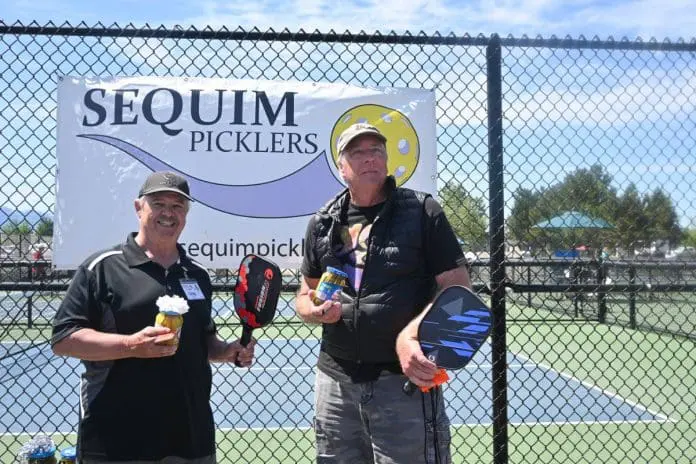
[27,293,33,328]
[527,265,532,307]
[571,261,580,317]
[487,33,508,464]
[628,265,636,329]
[597,256,607,323]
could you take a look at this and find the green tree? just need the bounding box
[552,164,618,221]
[1,220,31,235]
[613,184,649,253]
[439,181,487,251]
[35,217,54,236]
[507,188,543,245]
[682,229,696,248]
[508,164,618,252]
[644,189,681,247]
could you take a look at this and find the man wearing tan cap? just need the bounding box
[51,171,255,463]
[296,123,471,463]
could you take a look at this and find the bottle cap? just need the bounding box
[60,446,77,458]
[326,266,349,278]
[28,446,56,458]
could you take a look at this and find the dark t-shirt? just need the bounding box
[301,195,467,382]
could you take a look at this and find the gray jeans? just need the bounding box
[314,369,451,464]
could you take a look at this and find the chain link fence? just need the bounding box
[1,21,695,463]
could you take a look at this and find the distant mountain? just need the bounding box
[0,207,52,227]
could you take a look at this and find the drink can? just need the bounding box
[312,267,348,305]
[155,312,184,345]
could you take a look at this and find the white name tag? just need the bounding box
[180,279,205,300]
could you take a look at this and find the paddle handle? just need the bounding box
[403,369,449,395]
[234,326,253,367]
[403,380,418,396]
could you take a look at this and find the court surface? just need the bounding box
[0,338,672,434]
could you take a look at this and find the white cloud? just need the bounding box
[5,0,696,41]
[183,0,695,40]
[572,0,696,41]
[503,66,696,129]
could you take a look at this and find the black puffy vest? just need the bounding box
[310,178,436,363]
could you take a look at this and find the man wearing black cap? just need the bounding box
[51,171,254,463]
[295,124,471,463]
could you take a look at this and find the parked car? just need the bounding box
[666,247,696,261]
[0,245,17,259]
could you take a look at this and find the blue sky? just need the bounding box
[3,1,696,229]
[4,0,696,41]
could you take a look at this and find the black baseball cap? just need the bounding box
[138,171,193,201]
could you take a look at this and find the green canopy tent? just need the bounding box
[532,210,614,321]
[532,210,614,258]
[533,210,614,230]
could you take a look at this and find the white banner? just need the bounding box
[55,76,436,269]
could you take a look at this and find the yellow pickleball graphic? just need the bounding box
[330,105,420,186]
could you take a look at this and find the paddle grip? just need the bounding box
[402,369,449,396]
[403,380,418,396]
[234,326,253,367]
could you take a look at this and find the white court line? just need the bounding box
[216,366,315,373]
[2,415,676,437]
[255,337,320,342]
[2,342,678,435]
[4,343,673,415]
[213,414,676,433]
[215,363,538,373]
[510,350,675,423]
[0,361,675,437]
[450,417,676,427]
[507,418,675,426]
[8,340,670,424]
[1,340,47,345]
[1,338,318,346]
[0,429,78,436]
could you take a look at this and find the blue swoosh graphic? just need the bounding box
[78,134,345,218]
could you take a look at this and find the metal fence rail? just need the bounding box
[1,21,695,463]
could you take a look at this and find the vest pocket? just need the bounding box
[382,242,420,272]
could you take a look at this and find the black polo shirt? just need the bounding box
[52,233,217,461]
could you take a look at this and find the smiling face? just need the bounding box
[135,191,189,246]
[338,134,389,190]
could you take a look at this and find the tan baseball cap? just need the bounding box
[336,123,387,155]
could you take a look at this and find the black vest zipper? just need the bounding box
[353,212,381,361]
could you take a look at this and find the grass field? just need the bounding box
[508,291,696,339]
[504,303,696,464]
[1,295,694,463]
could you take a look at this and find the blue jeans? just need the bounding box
[314,369,451,464]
